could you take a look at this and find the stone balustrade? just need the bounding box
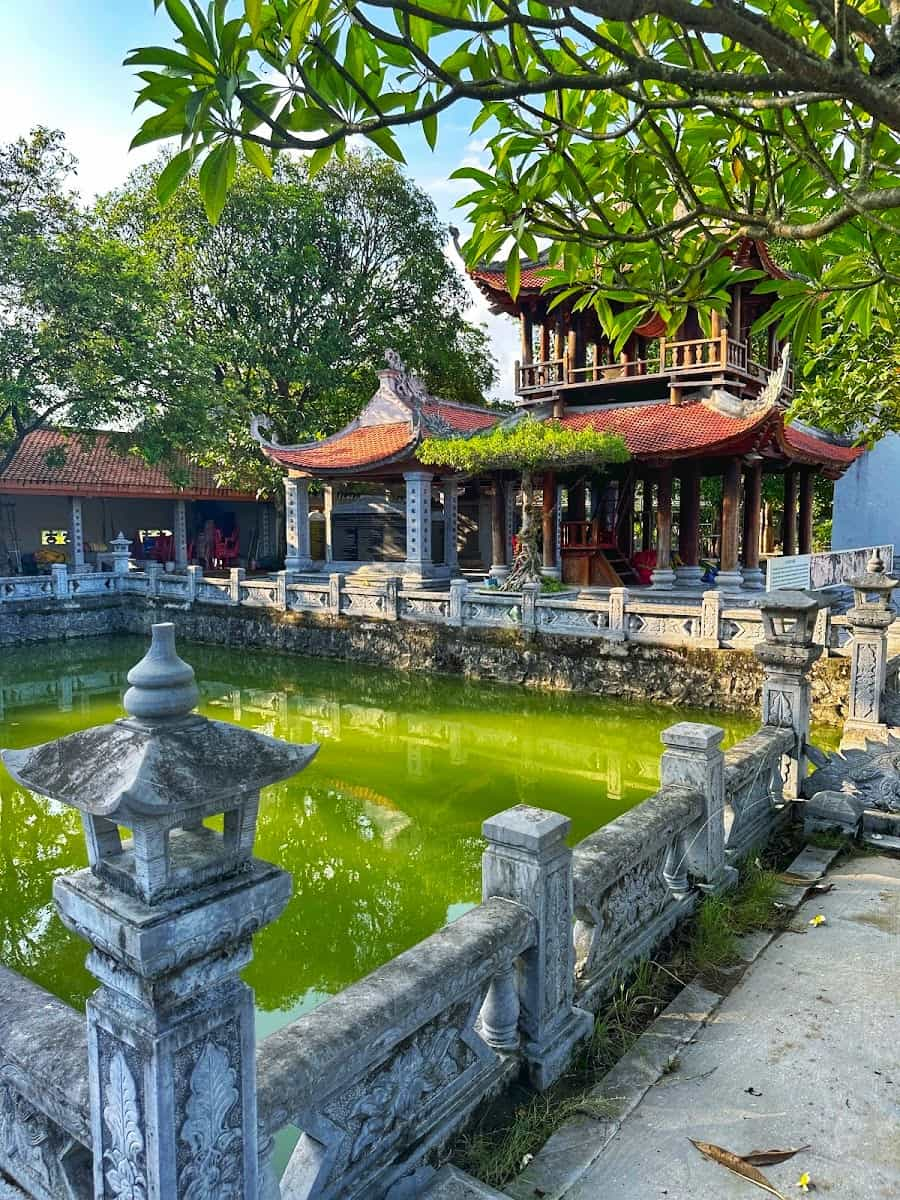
[0,565,848,655]
[0,600,822,1200]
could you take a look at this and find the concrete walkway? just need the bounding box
[542,854,900,1200]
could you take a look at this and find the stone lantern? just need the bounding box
[754,590,824,797]
[843,552,898,746]
[1,623,318,1199]
[109,531,131,574]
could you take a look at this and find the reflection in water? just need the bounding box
[0,637,758,1031]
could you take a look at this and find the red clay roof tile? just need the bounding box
[264,422,415,471]
[0,430,256,500]
[558,401,771,458]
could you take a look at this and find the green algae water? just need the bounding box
[0,636,759,1038]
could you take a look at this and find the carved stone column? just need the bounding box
[842,553,898,748]
[403,470,434,582]
[753,591,823,798]
[2,624,318,1200]
[284,477,312,572]
[69,496,85,572]
[173,499,189,568]
[443,479,459,573]
[482,806,592,1090]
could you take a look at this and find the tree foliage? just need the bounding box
[130,0,900,344]
[789,325,900,444]
[101,150,496,491]
[421,416,628,587]
[0,128,210,475]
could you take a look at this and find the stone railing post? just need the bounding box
[384,575,400,621]
[754,591,822,798]
[521,581,540,637]
[1,625,318,1200]
[448,577,468,627]
[659,722,735,894]
[275,569,289,612]
[842,553,898,746]
[608,586,628,641]
[186,564,202,603]
[482,805,592,1089]
[51,562,69,599]
[230,566,246,604]
[145,561,161,597]
[329,571,343,615]
[700,589,721,648]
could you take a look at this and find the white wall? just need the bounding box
[832,437,899,551]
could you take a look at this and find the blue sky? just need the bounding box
[0,1,517,398]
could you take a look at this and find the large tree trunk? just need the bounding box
[501,470,543,591]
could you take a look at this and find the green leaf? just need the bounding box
[155,148,196,204]
[367,126,405,163]
[245,0,262,36]
[197,139,236,223]
[506,247,521,301]
[125,45,215,75]
[242,138,272,178]
[423,110,437,151]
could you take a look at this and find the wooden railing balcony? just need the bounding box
[515,335,793,400]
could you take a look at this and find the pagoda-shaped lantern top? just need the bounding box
[849,552,898,623]
[1,622,318,904]
[757,590,821,648]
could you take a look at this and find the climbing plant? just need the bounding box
[420,417,628,589]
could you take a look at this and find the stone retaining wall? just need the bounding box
[0,592,850,724]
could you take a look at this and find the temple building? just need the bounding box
[256,244,862,590]
[0,429,274,574]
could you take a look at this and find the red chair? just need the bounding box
[151,533,174,563]
[214,528,240,568]
[631,549,657,585]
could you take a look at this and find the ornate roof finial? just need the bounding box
[381,348,430,406]
[123,622,200,723]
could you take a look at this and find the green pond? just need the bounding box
[0,636,760,1039]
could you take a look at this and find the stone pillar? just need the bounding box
[110,531,131,575]
[608,586,628,641]
[741,461,765,589]
[754,592,823,798]
[700,589,722,648]
[403,470,434,582]
[798,467,814,556]
[448,577,467,627]
[841,554,898,747]
[51,561,69,598]
[443,479,459,573]
[505,480,517,565]
[69,496,85,571]
[284,477,312,572]
[323,483,334,563]
[186,563,202,602]
[173,499,188,567]
[2,624,318,1200]
[651,465,675,588]
[717,457,744,591]
[660,723,736,893]
[482,806,592,1090]
[541,471,560,577]
[258,503,274,561]
[230,566,245,604]
[783,468,798,556]
[675,465,703,587]
[489,474,508,582]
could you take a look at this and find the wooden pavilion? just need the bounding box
[257,245,862,590]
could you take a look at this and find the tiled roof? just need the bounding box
[558,402,772,459]
[421,402,499,433]
[470,264,548,293]
[263,422,416,472]
[782,424,863,467]
[0,429,256,500]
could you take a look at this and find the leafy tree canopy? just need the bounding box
[130,0,900,346]
[789,325,900,444]
[0,128,211,475]
[102,149,496,491]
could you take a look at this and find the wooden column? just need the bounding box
[542,470,558,570]
[676,464,703,586]
[490,473,507,577]
[783,468,798,556]
[742,461,765,589]
[538,319,550,364]
[718,457,743,589]
[798,468,814,555]
[641,478,654,551]
[651,465,675,588]
[520,310,534,365]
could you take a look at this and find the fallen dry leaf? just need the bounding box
[743,1146,811,1167]
[689,1139,789,1199]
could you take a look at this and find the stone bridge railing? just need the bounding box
[0,563,845,654]
[0,594,823,1200]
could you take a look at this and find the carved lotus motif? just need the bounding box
[804,738,900,813]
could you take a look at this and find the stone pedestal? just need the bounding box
[674,564,705,589]
[741,567,766,591]
[841,554,898,749]
[715,568,745,593]
[650,567,676,590]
